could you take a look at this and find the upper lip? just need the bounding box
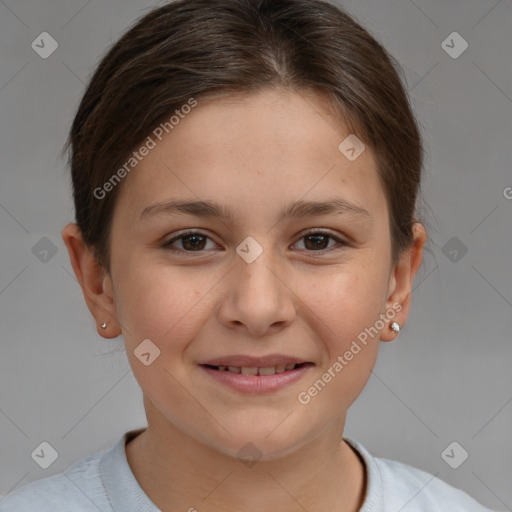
[199,354,312,367]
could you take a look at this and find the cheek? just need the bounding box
[302,259,387,342]
[112,256,206,345]
[295,266,384,412]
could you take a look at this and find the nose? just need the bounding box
[216,248,296,338]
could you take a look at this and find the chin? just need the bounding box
[204,426,312,464]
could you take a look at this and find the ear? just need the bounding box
[380,222,427,342]
[61,222,121,339]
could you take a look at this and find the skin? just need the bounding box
[62,87,426,512]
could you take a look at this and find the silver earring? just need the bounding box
[390,321,400,333]
[101,322,107,329]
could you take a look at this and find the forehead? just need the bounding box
[114,88,388,224]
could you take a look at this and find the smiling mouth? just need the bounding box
[201,362,311,376]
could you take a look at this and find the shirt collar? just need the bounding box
[100,429,383,512]
[100,428,161,512]
[344,436,384,512]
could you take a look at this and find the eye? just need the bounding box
[162,229,347,255]
[163,231,218,253]
[292,230,347,253]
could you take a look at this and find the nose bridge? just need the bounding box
[235,237,282,303]
[218,235,295,335]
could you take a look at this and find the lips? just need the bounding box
[199,356,314,393]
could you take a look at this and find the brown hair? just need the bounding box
[65,0,428,273]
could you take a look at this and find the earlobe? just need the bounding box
[61,222,121,339]
[380,222,427,342]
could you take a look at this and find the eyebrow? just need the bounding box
[139,197,371,223]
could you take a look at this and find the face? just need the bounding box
[79,88,420,460]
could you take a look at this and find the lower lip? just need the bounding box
[200,364,312,393]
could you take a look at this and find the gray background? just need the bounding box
[0,0,511,510]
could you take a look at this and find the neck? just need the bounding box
[125,411,367,512]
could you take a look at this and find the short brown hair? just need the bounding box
[65,0,428,272]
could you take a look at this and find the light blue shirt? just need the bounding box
[0,428,494,511]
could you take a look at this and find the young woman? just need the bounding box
[0,1,495,510]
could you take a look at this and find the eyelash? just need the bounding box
[162,229,348,255]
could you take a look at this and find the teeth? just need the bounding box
[213,363,300,375]
[241,367,259,376]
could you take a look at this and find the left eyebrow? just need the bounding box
[139,197,371,223]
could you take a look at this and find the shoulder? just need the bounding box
[0,446,112,512]
[345,438,495,512]
[375,455,492,511]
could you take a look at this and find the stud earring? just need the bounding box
[101,322,107,329]
[390,321,400,333]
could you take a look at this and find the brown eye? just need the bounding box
[164,231,216,253]
[293,231,347,252]
[304,233,330,250]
